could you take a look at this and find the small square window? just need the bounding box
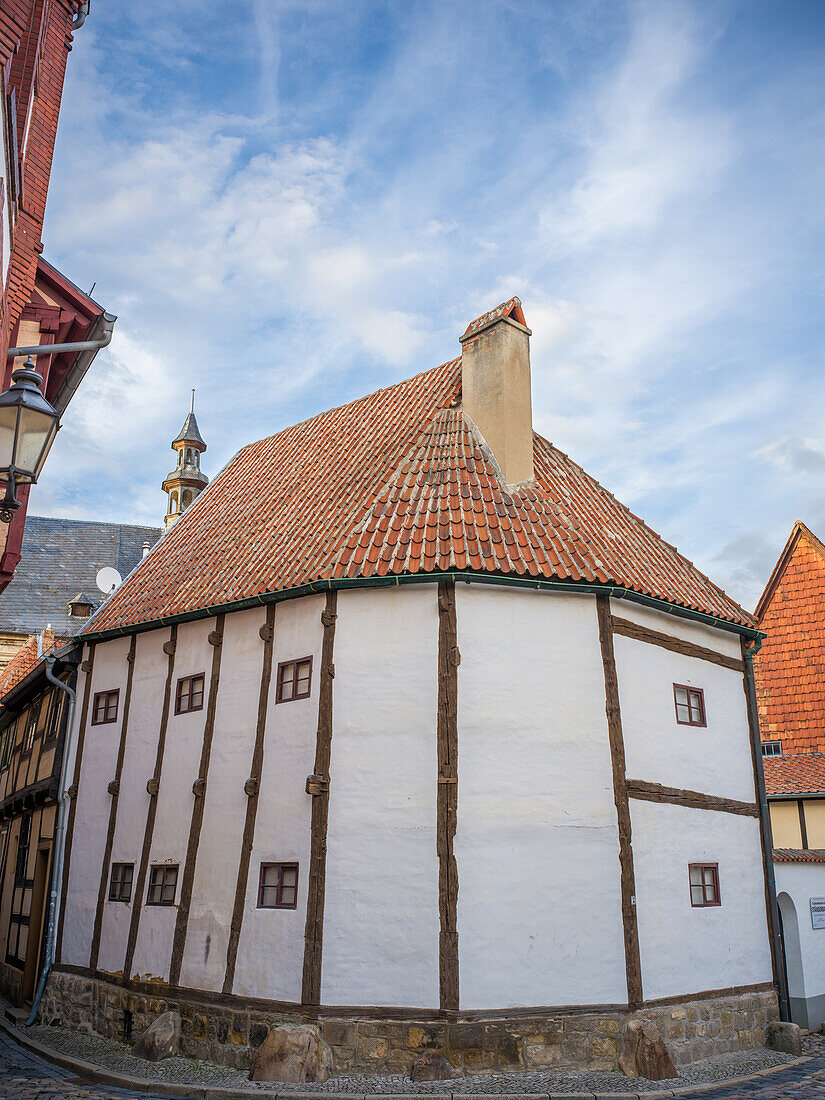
[258,862,299,909]
[761,741,782,757]
[673,684,706,727]
[147,864,178,905]
[108,862,134,903]
[175,674,205,715]
[689,863,720,907]
[92,690,119,726]
[276,658,312,703]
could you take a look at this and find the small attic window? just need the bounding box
[761,741,782,757]
[68,594,94,618]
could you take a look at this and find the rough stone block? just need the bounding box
[768,1021,801,1055]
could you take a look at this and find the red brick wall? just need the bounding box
[754,529,825,754]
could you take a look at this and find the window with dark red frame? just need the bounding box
[276,658,312,703]
[146,864,178,905]
[92,690,119,726]
[258,862,299,909]
[175,674,205,715]
[674,684,706,727]
[689,863,720,907]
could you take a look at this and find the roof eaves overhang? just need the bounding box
[79,571,765,645]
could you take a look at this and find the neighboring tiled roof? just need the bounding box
[0,629,65,700]
[764,754,825,796]
[0,517,161,636]
[85,348,754,636]
[773,848,825,863]
[754,522,825,755]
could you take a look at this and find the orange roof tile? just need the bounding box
[85,313,754,638]
[773,848,825,863]
[0,629,64,701]
[764,753,825,796]
[754,523,825,756]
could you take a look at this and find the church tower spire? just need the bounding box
[162,390,208,530]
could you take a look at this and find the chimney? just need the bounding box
[459,296,534,485]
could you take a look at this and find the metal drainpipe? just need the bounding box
[7,314,116,359]
[743,640,790,1022]
[23,646,77,1026]
[72,2,90,30]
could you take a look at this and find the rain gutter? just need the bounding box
[79,572,764,644]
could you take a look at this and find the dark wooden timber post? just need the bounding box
[436,580,459,1011]
[302,590,338,1006]
[169,614,226,987]
[596,595,643,1007]
[89,634,137,970]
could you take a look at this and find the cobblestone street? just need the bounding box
[2,1027,825,1100]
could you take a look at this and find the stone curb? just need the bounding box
[0,1013,814,1100]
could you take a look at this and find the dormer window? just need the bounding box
[68,592,94,618]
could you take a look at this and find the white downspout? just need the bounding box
[23,638,78,1026]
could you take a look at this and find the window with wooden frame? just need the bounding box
[22,700,40,754]
[673,684,706,727]
[146,864,178,906]
[689,863,720,907]
[761,740,782,757]
[0,724,13,770]
[92,689,119,726]
[257,862,299,909]
[43,690,63,743]
[175,673,204,715]
[108,862,134,903]
[276,658,312,703]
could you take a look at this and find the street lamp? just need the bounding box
[0,358,60,523]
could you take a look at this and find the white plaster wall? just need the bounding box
[455,586,626,1009]
[97,628,170,975]
[179,608,266,991]
[322,586,440,1008]
[131,618,213,981]
[61,637,131,967]
[614,634,755,804]
[609,600,743,661]
[775,862,825,1013]
[632,800,772,1001]
[233,595,324,1001]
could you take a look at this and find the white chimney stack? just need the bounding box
[459,297,534,486]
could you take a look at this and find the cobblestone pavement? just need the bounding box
[2,1026,825,1099]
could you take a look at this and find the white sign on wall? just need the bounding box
[810,897,825,930]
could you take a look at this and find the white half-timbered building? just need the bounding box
[48,299,781,1074]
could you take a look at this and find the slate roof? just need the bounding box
[773,848,825,863]
[764,754,825,796]
[173,410,206,448]
[0,516,161,636]
[85,303,753,637]
[754,522,825,755]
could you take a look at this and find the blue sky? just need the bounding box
[35,0,825,610]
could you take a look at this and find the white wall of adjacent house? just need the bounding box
[774,861,825,1031]
[96,628,170,974]
[454,585,627,1009]
[232,595,325,1002]
[611,603,755,803]
[321,586,440,1009]
[178,607,266,991]
[632,800,772,1000]
[60,637,132,968]
[130,619,214,981]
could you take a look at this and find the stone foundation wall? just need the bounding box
[0,960,22,1006]
[41,972,779,1076]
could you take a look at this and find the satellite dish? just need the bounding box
[96,567,122,595]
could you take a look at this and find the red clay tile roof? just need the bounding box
[85,322,754,637]
[773,848,825,863]
[764,753,825,796]
[754,523,825,755]
[461,297,528,340]
[0,629,64,700]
